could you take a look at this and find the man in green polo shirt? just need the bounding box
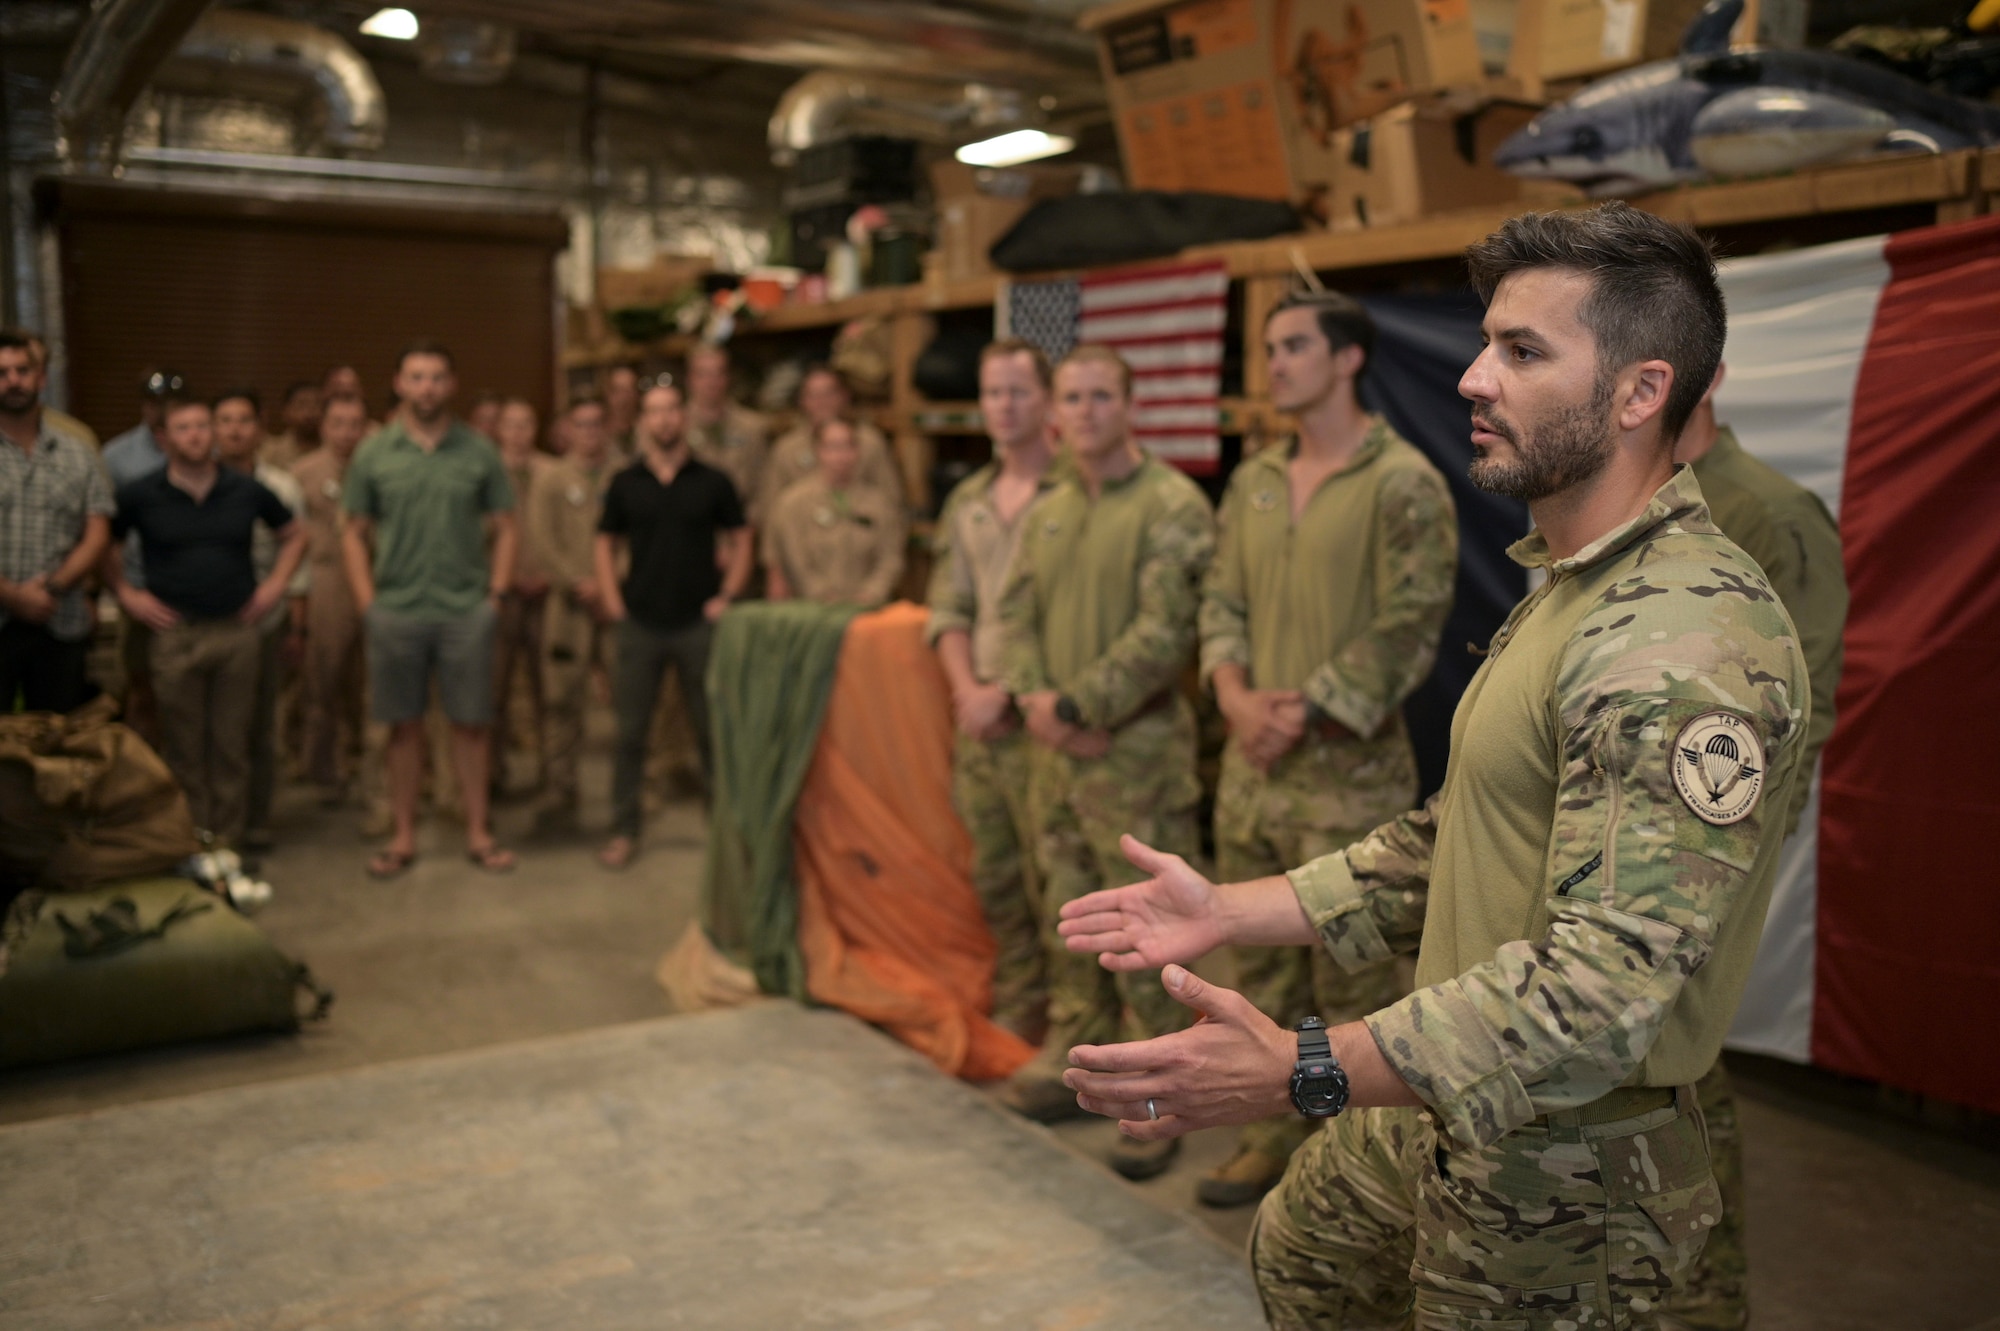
[1054,204,1809,1329]
[992,344,1216,1183]
[342,340,518,877]
[1195,292,1459,1208]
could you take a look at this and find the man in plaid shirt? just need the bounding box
[0,328,113,713]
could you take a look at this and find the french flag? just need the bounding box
[1696,213,2000,1113]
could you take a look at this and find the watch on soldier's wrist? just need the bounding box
[1289,1016,1350,1119]
[1054,694,1084,728]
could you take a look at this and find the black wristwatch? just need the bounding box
[1289,1016,1350,1119]
[1054,694,1084,727]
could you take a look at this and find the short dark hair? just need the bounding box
[161,393,208,420]
[981,338,1054,390]
[0,328,33,355]
[394,339,455,374]
[282,380,318,404]
[798,363,848,400]
[213,386,261,414]
[1268,291,1376,385]
[564,392,606,418]
[1465,203,1725,445]
[321,391,365,419]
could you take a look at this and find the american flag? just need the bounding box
[1001,259,1228,475]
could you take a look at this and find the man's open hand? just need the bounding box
[1057,835,1229,972]
[1062,964,1296,1141]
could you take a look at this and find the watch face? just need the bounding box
[1291,1063,1350,1118]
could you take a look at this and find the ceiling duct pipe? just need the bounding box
[149,9,387,154]
[54,0,216,172]
[769,72,1027,165]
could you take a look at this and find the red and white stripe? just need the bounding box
[1077,260,1228,474]
[1715,213,2000,1116]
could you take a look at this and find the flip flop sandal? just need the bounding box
[367,848,418,880]
[466,844,516,874]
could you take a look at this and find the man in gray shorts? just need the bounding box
[341,340,518,876]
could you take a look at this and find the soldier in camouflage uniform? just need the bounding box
[993,344,1217,1183]
[1198,292,1459,1208]
[1054,205,1810,1328]
[684,344,769,512]
[1659,371,1849,1331]
[527,396,620,836]
[926,339,1062,1041]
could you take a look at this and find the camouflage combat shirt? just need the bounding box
[998,454,1215,729]
[1693,425,1847,832]
[1289,468,1809,1149]
[924,459,1060,684]
[1201,418,1458,737]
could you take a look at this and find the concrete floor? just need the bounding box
[4,759,1999,1329]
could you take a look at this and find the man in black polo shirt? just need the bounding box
[106,395,306,849]
[593,380,749,869]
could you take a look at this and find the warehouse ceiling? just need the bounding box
[259,0,1107,119]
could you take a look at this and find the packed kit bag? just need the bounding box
[0,697,201,894]
[0,877,330,1069]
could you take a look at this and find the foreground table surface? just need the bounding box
[0,1003,1265,1330]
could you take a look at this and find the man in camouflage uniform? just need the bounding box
[293,393,371,804]
[528,396,620,836]
[1659,369,1849,1331]
[994,344,1217,1183]
[926,338,1062,1042]
[1055,205,1810,1329]
[493,397,553,797]
[1197,292,1459,1208]
[685,345,768,513]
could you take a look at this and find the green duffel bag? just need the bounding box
[0,878,331,1069]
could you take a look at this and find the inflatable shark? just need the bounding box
[1493,0,2000,195]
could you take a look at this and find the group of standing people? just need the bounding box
[926,204,1845,1331]
[0,330,910,880]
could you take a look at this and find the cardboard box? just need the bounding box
[1504,0,1755,89]
[1324,97,1537,229]
[1082,0,1486,202]
[927,160,1083,283]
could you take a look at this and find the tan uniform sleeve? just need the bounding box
[1303,464,1459,737]
[1197,475,1252,687]
[1758,492,1847,830]
[857,496,907,607]
[924,483,976,643]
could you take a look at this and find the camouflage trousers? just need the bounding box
[1023,701,1203,1077]
[1214,738,1412,1162]
[952,725,1045,1031]
[1660,1060,1746,1331]
[541,593,615,806]
[1252,1096,1719,1330]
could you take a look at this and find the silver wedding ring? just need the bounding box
[1146,1097,1159,1121]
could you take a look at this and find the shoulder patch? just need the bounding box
[1673,711,1766,826]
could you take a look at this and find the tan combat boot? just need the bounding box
[1195,1144,1288,1207]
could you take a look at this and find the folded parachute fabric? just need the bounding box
[791,605,1035,1082]
[701,599,863,1000]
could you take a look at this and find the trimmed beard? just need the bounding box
[1469,374,1617,501]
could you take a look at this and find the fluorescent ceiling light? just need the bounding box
[955,129,1075,168]
[360,7,420,39]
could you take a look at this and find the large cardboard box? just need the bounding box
[1503,0,1756,89]
[1324,97,1536,229]
[1082,0,1486,203]
[928,160,1083,283]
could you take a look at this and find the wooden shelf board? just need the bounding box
[716,149,1981,347]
